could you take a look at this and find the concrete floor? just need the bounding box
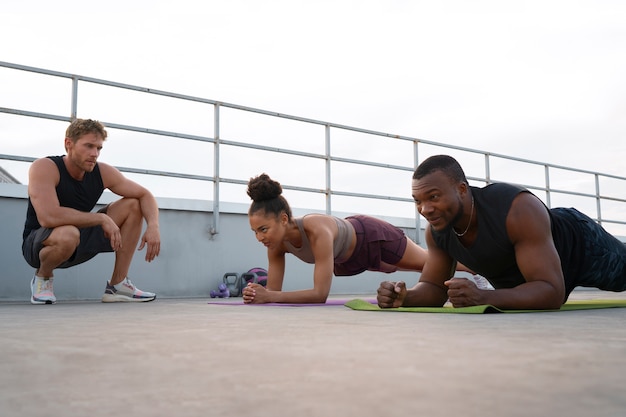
[1,291,625,417]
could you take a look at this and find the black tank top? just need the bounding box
[22,155,105,240]
[432,183,581,294]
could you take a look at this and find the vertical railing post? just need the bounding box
[211,103,220,237]
[413,140,420,244]
[544,165,551,208]
[71,76,78,121]
[595,173,602,225]
[325,125,331,214]
[484,154,491,184]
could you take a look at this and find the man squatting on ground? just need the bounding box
[22,119,160,304]
[377,154,626,310]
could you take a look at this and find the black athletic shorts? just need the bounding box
[22,205,114,269]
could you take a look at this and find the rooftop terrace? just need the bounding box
[2,61,626,417]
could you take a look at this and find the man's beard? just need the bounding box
[443,198,465,234]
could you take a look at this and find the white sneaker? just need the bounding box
[469,274,494,290]
[101,277,156,303]
[30,275,57,305]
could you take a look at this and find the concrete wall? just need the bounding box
[0,183,422,301]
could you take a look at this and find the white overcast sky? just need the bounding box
[2,0,625,182]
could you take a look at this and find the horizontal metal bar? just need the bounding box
[219,139,326,160]
[0,108,70,123]
[0,61,74,79]
[601,219,626,226]
[217,177,326,195]
[330,155,413,172]
[215,176,411,203]
[0,154,36,163]
[330,190,413,203]
[116,167,214,182]
[102,121,215,143]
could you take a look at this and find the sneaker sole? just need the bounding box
[31,297,56,305]
[101,294,156,303]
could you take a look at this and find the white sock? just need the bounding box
[112,278,128,289]
[34,274,51,280]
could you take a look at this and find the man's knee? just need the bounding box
[126,197,141,210]
[106,198,142,223]
[45,226,80,250]
[119,197,141,214]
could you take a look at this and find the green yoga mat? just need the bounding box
[344,298,626,314]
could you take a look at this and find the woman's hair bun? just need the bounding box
[247,173,282,202]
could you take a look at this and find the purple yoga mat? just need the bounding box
[207,298,377,307]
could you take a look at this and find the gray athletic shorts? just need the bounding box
[22,205,114,269]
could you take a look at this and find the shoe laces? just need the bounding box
[122,278,136,290]
[38,278,54,293]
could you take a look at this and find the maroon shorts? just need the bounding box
[333,215,408,276]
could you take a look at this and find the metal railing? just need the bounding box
[2,60,625,241]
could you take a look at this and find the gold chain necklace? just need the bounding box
[454,197,474,237]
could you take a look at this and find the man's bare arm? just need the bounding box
[28,158,112,229]
[451,193,565,310]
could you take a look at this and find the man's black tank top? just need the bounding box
[431,183,582,295]
[22,155,105,240]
